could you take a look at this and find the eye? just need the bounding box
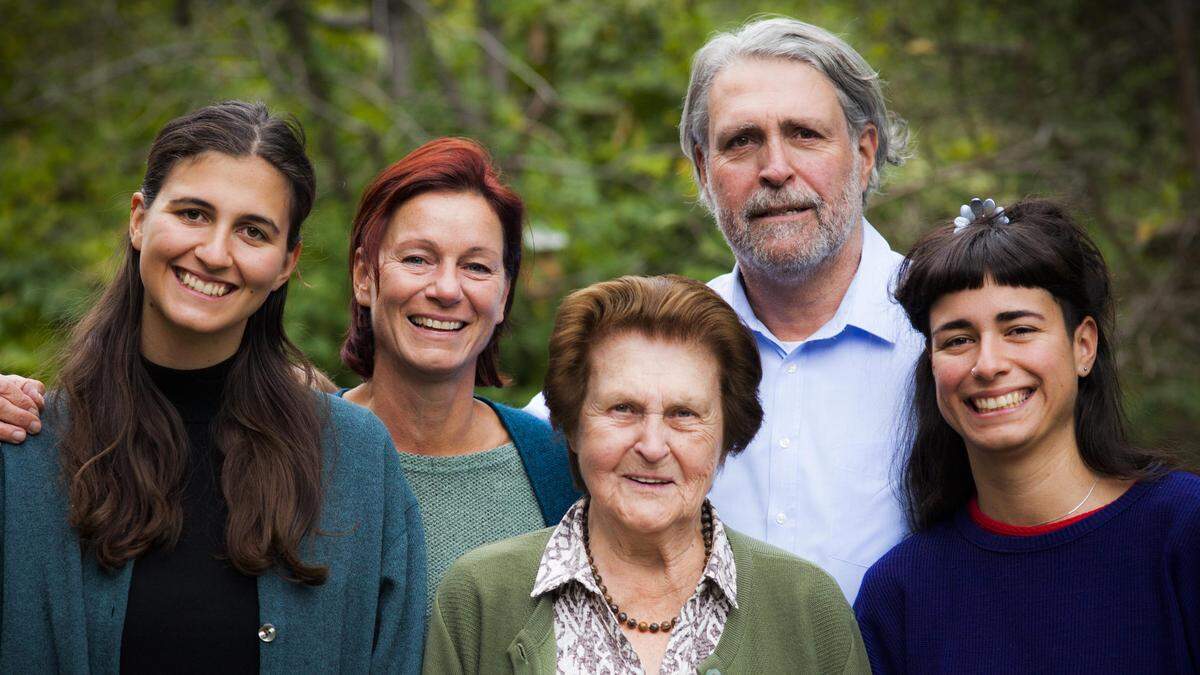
[1007,325,1039,337]
[179,208,207,223]
[670,407,698,419]
[794,127,821,140]
[610,402,636,415]
[464,262,493,274]
[939,335,973,349]
[241,225,268,241]
[727,134,754,149]
[401,255,430,265]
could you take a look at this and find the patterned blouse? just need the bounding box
[530,499,738,674]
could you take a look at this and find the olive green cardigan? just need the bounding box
[423,526,869,674]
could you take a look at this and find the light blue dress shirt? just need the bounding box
[525,220,922,602]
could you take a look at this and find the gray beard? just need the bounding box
[711,161,863,283]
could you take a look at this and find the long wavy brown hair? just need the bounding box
[54,101,330,584]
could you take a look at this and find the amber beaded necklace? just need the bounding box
[581,499,714,634]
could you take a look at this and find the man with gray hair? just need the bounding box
[679,17,921,602]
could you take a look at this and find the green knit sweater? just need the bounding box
[423,527,869,674]
[396,442,543,612]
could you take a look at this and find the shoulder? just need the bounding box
[1139,471,1200,548]
[434,528,552,623]
[442,527,553,593]
[485,399,562,448]
[727,529,847,609]
[1,397,67,478]
[319,392,395,459]
[706,270,737,301]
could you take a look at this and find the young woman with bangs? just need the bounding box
[853,198,1200,673]
[0,101,425,672]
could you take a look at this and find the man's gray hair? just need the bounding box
[679,17,910,203]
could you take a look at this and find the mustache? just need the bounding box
[741,186,823,220]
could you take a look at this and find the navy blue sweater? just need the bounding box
[854,471,1200,673]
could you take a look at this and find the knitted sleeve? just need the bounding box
[371,432,428,675]
[853,556,907,674]
[1165,484,1200,669]
[421,562,480,674]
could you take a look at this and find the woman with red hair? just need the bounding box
[338,138,577,605]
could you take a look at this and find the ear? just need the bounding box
[351,246,375,308]
[1073,316,1099,377]
[129,192,148,251]
[855,124,879,194]
[692,144,709,194]
[272,242,302,291]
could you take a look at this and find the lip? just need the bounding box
[172,266,237,300]
[749,206,812,222]
[965,386,1036,417]
[407,314,469,333]
[624,474,675,487]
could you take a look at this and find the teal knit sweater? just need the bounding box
[1,393,427,673]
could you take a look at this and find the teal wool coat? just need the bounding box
[0,394,427,673]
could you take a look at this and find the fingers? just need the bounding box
[0,376,43,440]
[21,378,46,411]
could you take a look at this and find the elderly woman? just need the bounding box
[424,274,868,674]
[854,199,1200,672]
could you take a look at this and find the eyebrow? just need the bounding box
[391,239,501,257]
[164,197,280,235]
[932,310,1047,334]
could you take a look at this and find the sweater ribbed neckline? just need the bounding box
[142,355,234,422]
[954,478,1152,552]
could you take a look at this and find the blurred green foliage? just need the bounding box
[1,0,1196,460]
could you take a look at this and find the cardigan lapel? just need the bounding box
[481,398,579,526]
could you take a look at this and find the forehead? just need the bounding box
[158,152,291,221]
[930,281,1062,322]
[383,190,504,251]
[586,333,720,401]
[706,57,845,138]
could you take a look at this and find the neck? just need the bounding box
[586,502,707,603]
[968,427,1126,526]
[345,356,499,456]
[139,316,242,370]
[737,222,863,342]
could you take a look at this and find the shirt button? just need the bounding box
[779,437,790,448]
[775,512,787,525]
[786,364,797,374]
[258,623,277,643]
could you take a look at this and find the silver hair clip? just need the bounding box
[953,197,1009,233]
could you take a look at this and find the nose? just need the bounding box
[425,263,463,305]
[971,334,1011,380]
[633,415,671,464]
[758,136,795,189]
[194,228,233,269]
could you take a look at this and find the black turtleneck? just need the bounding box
[119,357,258,674]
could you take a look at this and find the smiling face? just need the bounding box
[572,332,724,537]
[354,190,510,382]
[695,57,877,280]
[131,152,299,367]
[928,280,1098,458]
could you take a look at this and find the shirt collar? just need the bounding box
[725,218,905,349]
[532,499,739,609]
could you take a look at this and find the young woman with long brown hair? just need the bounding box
[0,101,425,672]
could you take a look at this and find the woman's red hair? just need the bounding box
[340,137,524,387]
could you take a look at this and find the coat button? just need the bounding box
[258,623,277,643]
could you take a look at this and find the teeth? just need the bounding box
[972,389,1032,412]
[631,477,669,484]
[411,316,464,331]
[177,270,231,297]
